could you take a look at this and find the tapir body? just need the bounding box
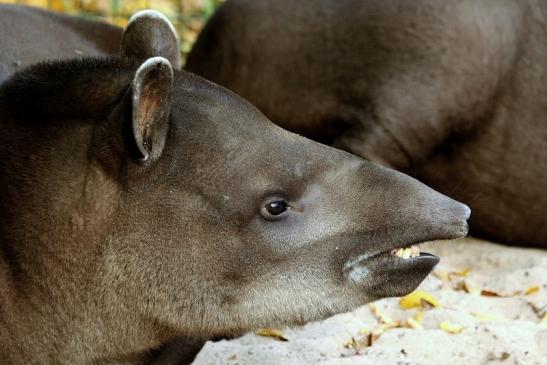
[0,4,122,82]
[186,0,547,247]
[0,7,469,365]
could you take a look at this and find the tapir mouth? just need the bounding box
[380,242,441,269]
[343,242,438,299]
[387,243,439,263]
[343,221,469,298]
[344,240,442,276]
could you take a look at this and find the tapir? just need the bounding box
[0,4,122,83]
[0,7,469,365]
[186,0,547,247]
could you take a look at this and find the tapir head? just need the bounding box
[0,10,468,351]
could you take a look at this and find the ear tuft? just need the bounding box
[131,56,174,162]
[121,10,182,70]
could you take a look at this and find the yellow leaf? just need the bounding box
[413,310,425,322]
[524,285,540,296]
[451,268,472,277]
[400,290,441,309]
[440,320,463,334]
[433,270,450,283]
[344,337,357,349]
[462,281,481,296]
[472,312,497,321]
[540,314,547,328]
[256,328,289,342]
[370,324,391,342]
[406,317,424,330]
[369,303,396,325]
[344,334,371,352]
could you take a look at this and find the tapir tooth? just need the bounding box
[402,248,412,259]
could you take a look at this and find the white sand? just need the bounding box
[192,238,547,365]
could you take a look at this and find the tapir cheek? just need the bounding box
[247,210,349,257]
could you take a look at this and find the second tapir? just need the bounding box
[186,0,547,247]
[0,8,469,365]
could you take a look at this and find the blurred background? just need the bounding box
[0,0,223,57]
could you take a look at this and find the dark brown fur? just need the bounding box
[186,0,547,247]
[0,4,122,83]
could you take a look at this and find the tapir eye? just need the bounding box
[267,201,287,215]
[260,199,291,220]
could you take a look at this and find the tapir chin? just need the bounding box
[186,0,547,248]
[0,7,469,365]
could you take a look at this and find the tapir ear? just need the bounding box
[130,56,173,162]
[121,10,182,70]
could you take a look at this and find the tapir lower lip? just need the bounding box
[371,250,439,266]
[343,244,443,298]
[404,252,439,264]
[364,251,441,298]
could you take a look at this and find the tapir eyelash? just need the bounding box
[288,204,303,213]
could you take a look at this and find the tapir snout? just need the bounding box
[334,161,471,298]
[272,152,471,297]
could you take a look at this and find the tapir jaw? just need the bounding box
[342,216,469,298]
[344,248,441,298]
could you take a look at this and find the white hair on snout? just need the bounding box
[343,254,372,283]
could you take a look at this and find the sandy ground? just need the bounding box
[192,238,547,365]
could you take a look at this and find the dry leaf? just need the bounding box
[440,320,463,334]
[400,290,441,309]
[344,336,358,349]
[450,268,472,278]
[344,333,371,354]
[461,282,522,297]
[524,285,540,296]
[480,289,502,297]
[459,281,481,295]
[540,314,547,328]
[256,328,289,341]
[433,270,450,283]
[370,324,393,344]
[405,310,425,329]
[369,303,396,325]
[434,268,472,286]
[406,317,424,330]
[414,310,425,322]
[472,312,497,321]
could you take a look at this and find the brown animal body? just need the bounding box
[0,7,469,365]
[0,4,122,83]
[186,0,547,247]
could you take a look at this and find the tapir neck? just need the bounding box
[0,121,151,363]
[0,58,133,124]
